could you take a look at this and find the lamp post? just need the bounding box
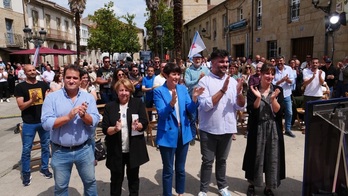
[155,25,164,61]
[23,25,47,69]
[312,0,331,14]
[23,25,47,48]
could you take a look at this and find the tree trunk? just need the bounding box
[173,0,183,66]
[75,12,81,65]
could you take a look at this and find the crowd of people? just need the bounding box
[8,51,348,196]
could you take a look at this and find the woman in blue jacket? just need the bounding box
[153,62,204,196]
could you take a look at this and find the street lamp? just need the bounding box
[312,0,331,14]
[155,25,164,61]
[23,25,47,48]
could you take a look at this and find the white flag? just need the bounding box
[32,47,40,67]
[188,31,206,58]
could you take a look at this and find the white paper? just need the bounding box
[131,114,143,136]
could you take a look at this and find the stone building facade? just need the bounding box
[183,0,348,63]
[0,0,25,63]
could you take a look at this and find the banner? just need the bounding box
[188,31,206,58]
[32,47,40,67]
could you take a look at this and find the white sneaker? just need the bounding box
[198,191,207,196]
[0,99,3,103]
[219,187,231,196]
[5,99,10,103]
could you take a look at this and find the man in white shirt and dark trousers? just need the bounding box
[302,58,326,105]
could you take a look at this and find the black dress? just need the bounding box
[242,84,286,189]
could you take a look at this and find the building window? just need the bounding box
[222,13,227,38]
[56,17,61,31]
[5,19,14,45]
[256,0,262,30]
[267,40,277,59]
[207,0,211,5]
[65,20,69,32]
[45,14,51,31]
[32,10,39,30]
[290,0,300,21]
[213,18,216,40]
[3,0,11,8]
[238,8,243,21]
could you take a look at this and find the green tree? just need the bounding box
[144,0,174,59]
[173,0,183,65]
[68,0,86,64]
[88,2,140,57]
[119,13,141,58]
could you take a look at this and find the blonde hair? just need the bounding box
[114,78,135,93]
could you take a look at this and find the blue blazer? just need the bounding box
[153,83,198,147]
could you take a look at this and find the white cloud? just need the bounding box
[53,0,147,29]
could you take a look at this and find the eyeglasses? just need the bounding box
[132,70,138,72]
[246,67,251,69]
[118,74,125,76]
[154,61,160,64]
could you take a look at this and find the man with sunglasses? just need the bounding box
[96,56,115,104]
[153,57,161,75]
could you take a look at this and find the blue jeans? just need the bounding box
[51,140,97,196]
[100,90,113,104]
[21,123,50,174]
[283,96,293,132]
[159,130,189,196]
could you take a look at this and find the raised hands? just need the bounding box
[250,86,261,98]
[270,88,281,101]
[192,87,205,102]
[68,102,88,119]
[236,78,244,94]
[170,89,177,107]
[114,119,122,133]
[132,119,143,131]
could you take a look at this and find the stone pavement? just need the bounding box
[0,97,305,195]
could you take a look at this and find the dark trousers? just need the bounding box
[110,153,140,196]
[0,81,9,99]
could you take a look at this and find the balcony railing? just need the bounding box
[45,29,74,43]
[5,33,23,47]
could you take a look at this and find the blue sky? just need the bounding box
[54,0,148,29]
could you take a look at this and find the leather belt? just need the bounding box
[52,139,89,150]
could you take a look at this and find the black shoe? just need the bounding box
[285,131,296,138]
[264,188,274,196]
[247,185,255,196]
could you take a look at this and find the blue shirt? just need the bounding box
[184,65,210,96]
[41,88,100,147]
[142,75,155,102]
[198,72,245,135]
[273,65,294,98]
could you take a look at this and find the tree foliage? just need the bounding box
[87,1,141,56]
[144,0,174,57]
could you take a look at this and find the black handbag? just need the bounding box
[94,139,106,161]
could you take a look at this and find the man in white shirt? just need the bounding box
[42,64,55,84]
[153,63,166,88]
[302,58,325,104]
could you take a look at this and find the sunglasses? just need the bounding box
[118,73,125,76]
[104,61,110,63]
[154,61,160,64]
[246,67,251,69]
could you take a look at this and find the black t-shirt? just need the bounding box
[96,67,114,91]
[14,81,49,123]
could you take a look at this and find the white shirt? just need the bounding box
[0,71,8,82]
[303,68,326,97]
[154,74,166,87]
[42,70,55,83]
[17,69,26,83]
[120,103,129,153]
[272,65,294,98]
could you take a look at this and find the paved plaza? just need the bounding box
[0,97,304,195]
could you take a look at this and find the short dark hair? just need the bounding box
[63,64,82,78]
[163,62,181,76]
[260,63,276,75]
[210,49,229,60]
[103,56,110,61]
